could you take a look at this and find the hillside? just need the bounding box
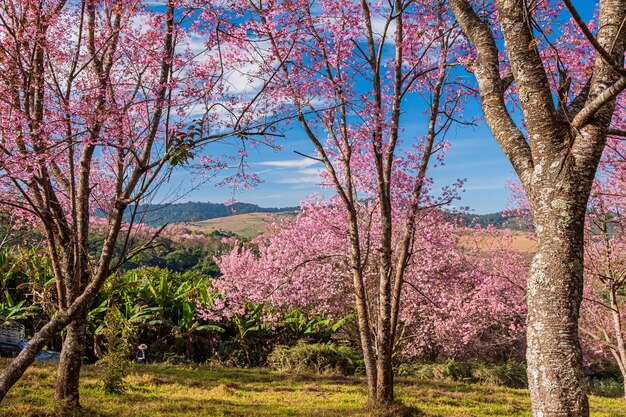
[185,212,294,238]
[460,211,532,231]
[123,201,298,227]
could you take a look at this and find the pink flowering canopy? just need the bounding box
[0,0,281,228]
[203,192,528,360]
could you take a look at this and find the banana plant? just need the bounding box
[232,303,272,341]
[0,297,33,323]
[119,267,223,335]
[282,311,354,340]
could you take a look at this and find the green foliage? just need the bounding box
[0,247,55,325]
[282,311,354,341]
[217,303,274,367]
[120,267,217,334]
[99,267,222,363]
[588,378,624,398]
[0,299,32,323]
[470,362,528,388]
[100,307,133,394]
[268,341,363,376]
[395,360,528,389]
[121,233,227,276]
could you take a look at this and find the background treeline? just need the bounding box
[119,202,298,227]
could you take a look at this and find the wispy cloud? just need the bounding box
[297,167,322,175]
[277,175,321,185]
[257,158,321,169]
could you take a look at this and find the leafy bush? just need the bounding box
[268,341,362,376]
[396,360,527,388]
[471,362,528,388]
[588,378,624,398]
[100,307,133,394]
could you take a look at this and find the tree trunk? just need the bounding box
[54,308,87,413]
[0,298,84,401]
[608,290,626,401]
[376,231,394,403]
[526,190,589,417]
[343,207,378,401]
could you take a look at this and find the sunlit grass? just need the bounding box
[0,361,624,416]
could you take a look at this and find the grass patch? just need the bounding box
[0,361,624,416]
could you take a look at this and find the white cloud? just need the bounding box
[370,15,397,44]
[297,167,322,175]
[277,175,321,185]
[257,158,321,169]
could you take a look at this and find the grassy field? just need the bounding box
[186,212,294,238]
[460,229,538,254]
[1,362,624,417]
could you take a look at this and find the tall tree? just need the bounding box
[206,0,467,405]
[449,0,626,415]
[209,198,528,362]
[580,130,626,400]
[0,0,273,410]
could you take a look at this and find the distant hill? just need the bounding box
[124,201,298,227]
[179,209,532,240]
[459,210,533,231]
[186,212,294,239]
[123,200,531,233]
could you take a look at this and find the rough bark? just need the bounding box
[347,210,378,400]
[54,309,88,413]
[449,0,626,415]
[526,165,591,416]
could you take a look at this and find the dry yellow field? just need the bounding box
[460,230,537,254]
[185,212,294,238]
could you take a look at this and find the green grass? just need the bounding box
[0,362,624,416]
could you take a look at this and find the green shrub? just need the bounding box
[268,341,362,376]
[100,307,133,394]
[396,360,527,388]
[471,362,527,388]
[588,378,624,398]
[396,360,473,382]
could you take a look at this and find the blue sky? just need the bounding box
[156,0,594,215]
[165,113,515,214]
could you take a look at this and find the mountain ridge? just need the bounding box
[124,201,298,227]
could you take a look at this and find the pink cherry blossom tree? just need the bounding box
[0,0,275,409]
[579,131,626,399]
[580,198,626,398]
[208,200,529,361]
[199,0,471,404]
[449,1,626,414]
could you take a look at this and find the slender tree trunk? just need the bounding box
[53,248,88,411]
[607,290,626,400]
[527,188,589,417]
[347,213,377,401]
[0,291,91,401]
[375,208,394,403]
[54,308,87,413]
[353,264,377,401]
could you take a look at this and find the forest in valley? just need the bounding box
[0,1,625,417]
